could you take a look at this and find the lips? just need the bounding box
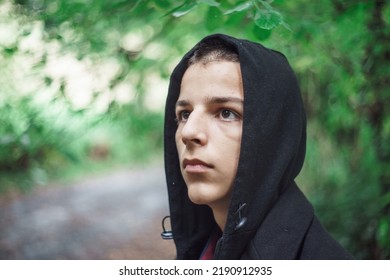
[183,158,213,173]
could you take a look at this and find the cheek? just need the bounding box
[215,128,242,176]
[175,129,182,150]
[216,125,242,156]
[175,129,180,147]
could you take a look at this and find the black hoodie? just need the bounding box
[163,33,352,260]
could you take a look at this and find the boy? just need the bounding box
[163,34,352,259]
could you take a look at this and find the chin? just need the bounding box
[186,182,227,207]
[186,183,215,205]
[187,191,210,205]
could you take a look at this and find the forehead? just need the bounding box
[179,61,243,100]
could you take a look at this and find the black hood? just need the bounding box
[164,33,309,259]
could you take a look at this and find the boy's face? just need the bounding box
[175,61,243,211]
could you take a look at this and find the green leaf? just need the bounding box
[154,0,171,9]
[258,0,274,11]
[254,9,282,30]
[206,7,224,31]
[224,1,253,15]
[199,0,220,7]
[169,2,197,17]
[252,25,272,41]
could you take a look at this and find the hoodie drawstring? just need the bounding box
[161,216,173,240]
[234,203,248,231]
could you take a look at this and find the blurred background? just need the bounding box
[0,0,389,259]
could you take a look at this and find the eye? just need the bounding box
[219,109,239,121]
[176,110,191,123]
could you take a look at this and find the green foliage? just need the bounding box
[0,97,78,170]
[1,0,389,259]
[287,0,390,259]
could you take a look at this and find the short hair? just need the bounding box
[187,37,239,67]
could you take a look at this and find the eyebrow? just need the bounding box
[176,96,243,107]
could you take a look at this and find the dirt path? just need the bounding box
[0,165,175,259]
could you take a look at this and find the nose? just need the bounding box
[180,111,207,146]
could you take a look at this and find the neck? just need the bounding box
[209,199,230,231]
